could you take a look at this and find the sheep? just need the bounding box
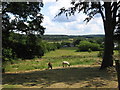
[48,62,52,69]
[62,61,70,67]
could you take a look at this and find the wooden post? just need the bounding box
[115,60,120,90]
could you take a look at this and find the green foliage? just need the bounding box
[43,35,69,41]
[2,32,61,67]
[73,36,104,45]
[2,2,46,65]
[42,41,58,53]
[2,48,17,62]
[61,41,72,47]
[77,41,100,51]
[73,39,82,46]
[54,42,62,49]
[2,2,45,35]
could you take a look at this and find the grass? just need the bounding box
[5,47,101,72]
[3,85,23,88]
[3,47,118,88]
[3,65,117,88]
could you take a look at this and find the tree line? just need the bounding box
[2,32,61,63]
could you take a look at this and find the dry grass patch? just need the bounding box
[2,65,118,88]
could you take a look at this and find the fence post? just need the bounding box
[115,60,120,90]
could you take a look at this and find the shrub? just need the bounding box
[77,41,100,51]
[61,41,71,47]
[2,48,16,62]
[90,43,101,51]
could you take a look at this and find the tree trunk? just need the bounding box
[100,2,114,69]
[100,31,114,69]
[100,19,114,69]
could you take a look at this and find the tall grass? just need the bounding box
[5,47,100,72]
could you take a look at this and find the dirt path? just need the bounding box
[2,65,118,88]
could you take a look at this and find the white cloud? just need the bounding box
[43,0,56,4]
[41,0,105,35]
[47,0,72,16]
[42,16,53,26]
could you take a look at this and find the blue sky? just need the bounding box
[41,0,105,35]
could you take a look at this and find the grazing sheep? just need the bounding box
[62,61,70,67]
[48,62,52,69]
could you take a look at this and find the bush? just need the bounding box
[61,41,71,47]
[77,41,100,51]
[54,43,61,49]
[2,48,16,62]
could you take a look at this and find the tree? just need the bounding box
[2,2,45,35]
[2,2,45,62]
[57,0,120,69]
[73,38,82,46]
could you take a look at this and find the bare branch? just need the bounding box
[117,1,120,10]
[111,1,119,8]
[117,5,120,10]
[84,16,93,23]
[98,2,105,22]
[117,1,120,6]
[112,2,117,28]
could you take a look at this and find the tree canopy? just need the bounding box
[57,1,119,25]
[2,2,45,35]
[2,2,46,63]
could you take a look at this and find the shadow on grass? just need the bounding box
[2,66,114,88]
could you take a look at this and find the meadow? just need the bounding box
[3,47,118,88]
[5,47,101,73]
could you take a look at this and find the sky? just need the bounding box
[41,0,105,35]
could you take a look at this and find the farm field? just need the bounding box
[2,47,118,88]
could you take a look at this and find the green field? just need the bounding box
[5,47,101,72]
[3,47,118,88]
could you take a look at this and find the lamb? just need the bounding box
[62,61,70,67]
[48,62,52,69]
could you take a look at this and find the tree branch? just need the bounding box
[98,2,105,23]
[117,1,120,6]
[112,2,117,28]
[111,1,119,8]
[117,1,120,10]
[117,5,120,10]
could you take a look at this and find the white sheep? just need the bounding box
[62,61,70,67]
